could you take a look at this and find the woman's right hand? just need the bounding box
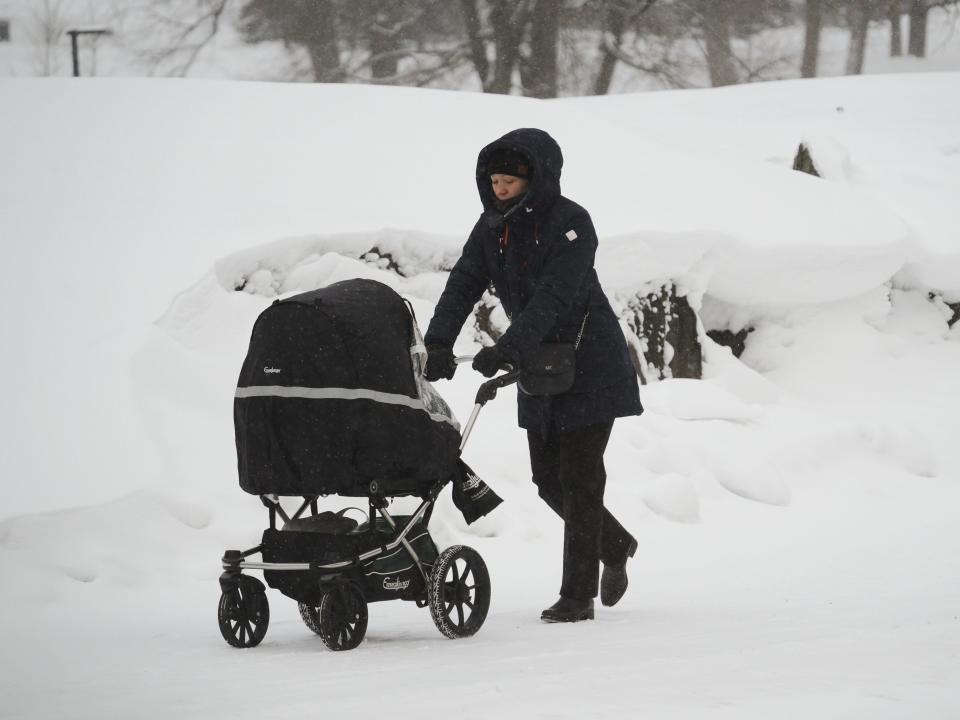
[472,345,507,378]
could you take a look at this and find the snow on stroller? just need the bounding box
[218,279,516,651]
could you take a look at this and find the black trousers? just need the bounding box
[527,420,636,601]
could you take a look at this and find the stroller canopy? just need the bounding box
[235,279,461,497]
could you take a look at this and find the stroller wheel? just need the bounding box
[317,584,368,651]
[218,575,270,648]
[298,602,323,635]
[428,545,490,639]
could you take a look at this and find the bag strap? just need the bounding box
[574,310,589,350]
[336,507,367,522]
[574,289,592,350]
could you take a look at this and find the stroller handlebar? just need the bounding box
[448,352,519,452]
[459,368,520,452]
[455,354,516,378]
[473,368,520,405]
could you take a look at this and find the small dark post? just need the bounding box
[68,30,80,76]
[66,28,112,77]
[793,142,821,177]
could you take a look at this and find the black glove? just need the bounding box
[472,345,506,378]
[424,344,456,382]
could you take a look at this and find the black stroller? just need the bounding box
[218,279,521,651]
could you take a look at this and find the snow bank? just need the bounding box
[1,73,956,519]
[0,76,919,288]
[569,72,960,299]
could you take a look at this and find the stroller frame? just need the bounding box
[218,367,520,651]
[222,482,441,583]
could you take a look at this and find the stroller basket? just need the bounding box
[259,503,438,606]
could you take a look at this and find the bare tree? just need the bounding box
[889,0,903,55]
[801,0,823,77]
[236,1,471,87]
[367,5,418,80]
[845,0,870,74]
[593,0,658,95]
[87,0,930,92]
[699,0,738,86]
[27,0,70,76]
[594,1,628,94]
[459,0,490,83]
[581,1,705,94]
[904,0,960,57]
[459,0,564,96]
[522,0,560,98]
[907,0,928,54]
[241,0,343,82]
[488,0,535,93]
[337,0,468,85]
[113,0,230,77]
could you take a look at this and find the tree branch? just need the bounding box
[143,0,230,77]
[601,33,695,88]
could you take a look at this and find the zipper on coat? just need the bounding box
[497,222,513,316]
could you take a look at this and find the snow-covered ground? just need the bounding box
[0,72,958,718]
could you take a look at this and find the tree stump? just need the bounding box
[792,143,821,177]
[949,302,960,329]
[622,284,703,382]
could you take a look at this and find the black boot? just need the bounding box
[600,538,638,607]
[540,596,595,623]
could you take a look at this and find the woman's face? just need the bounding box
[490,174,529,202]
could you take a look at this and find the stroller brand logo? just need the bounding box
[263,367,281,374]
[383,576,411,591]
[463,472,482,492]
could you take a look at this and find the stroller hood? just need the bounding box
[234,279,461,497]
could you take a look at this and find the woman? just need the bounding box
[424,128,642,623]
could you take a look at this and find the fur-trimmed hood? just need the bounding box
[475,128,563,219]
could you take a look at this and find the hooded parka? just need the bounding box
[425,128,642,434]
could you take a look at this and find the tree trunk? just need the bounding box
[594,2,628,95]
[701,0,738,87]
[522,0,559,98]
[845,0,870,75]
[624,285,703,381]
[907,0,928,57]
[801,0,823,78]
[889,0,903,56]
[459,0,489,87]
[369,8,402,81]
[667,287,703,379]
[488,0,529,94]
[304,0,343,82]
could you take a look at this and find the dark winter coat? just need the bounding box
[424,128,642,435]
